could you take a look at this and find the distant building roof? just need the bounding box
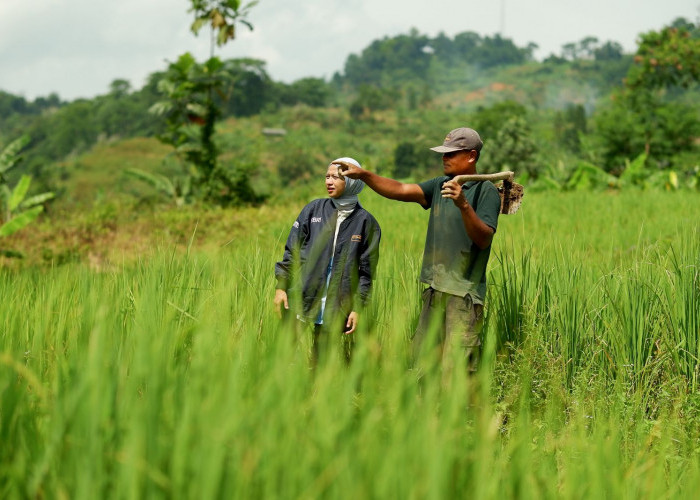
[262,128,287,136]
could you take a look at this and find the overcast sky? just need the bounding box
[1,0,698,101]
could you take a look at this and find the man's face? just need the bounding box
[441,149,476,176]
[325,165,346,198]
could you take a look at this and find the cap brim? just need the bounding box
[430,145,463,153]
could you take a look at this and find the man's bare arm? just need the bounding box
[333,160,426,205]
[441,179,495,249]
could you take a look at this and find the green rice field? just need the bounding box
[2,189,700,498]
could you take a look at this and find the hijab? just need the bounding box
[330,157,365,210]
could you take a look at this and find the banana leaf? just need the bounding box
[125,168,176,197]
[9,175,31,211]
[0,206,43,237]
[0,135,29,176]
[20,192,55,210]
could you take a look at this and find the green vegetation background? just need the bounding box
[2,190,700,498]
[1,12,699,499]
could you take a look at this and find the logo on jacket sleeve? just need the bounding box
[351,234,362,242]
[311,217,322,223]
[293,221,300,228]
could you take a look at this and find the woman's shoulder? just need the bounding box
[356,205,381,228]
[303,198,332,209]
[297,198,332,218]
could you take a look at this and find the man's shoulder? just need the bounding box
[475,181,501,226]
[419,175,448,188]
[418,176,448,201]
[481,180,499,194]
[479,181,501,204]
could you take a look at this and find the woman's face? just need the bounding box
[325,164,346,198]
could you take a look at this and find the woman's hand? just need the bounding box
[274,289,288,318]
[345,311,359,334]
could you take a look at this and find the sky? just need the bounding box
[0,0,698,101]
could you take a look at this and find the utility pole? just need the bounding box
[500,0,506,35]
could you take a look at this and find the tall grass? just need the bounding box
[1,190,699,498]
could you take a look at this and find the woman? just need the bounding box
[274,157,381,362]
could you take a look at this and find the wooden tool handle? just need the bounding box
[453,171,514,185]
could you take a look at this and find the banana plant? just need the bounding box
[125,168,191,207]
[565,161,617,190]
[0,136,55,257]
[0,135,29,184]
[616,153,649,188]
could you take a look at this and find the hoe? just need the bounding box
[453,170,524,215]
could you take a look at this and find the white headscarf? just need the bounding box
[330,157,365,210]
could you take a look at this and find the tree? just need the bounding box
[524,42,539,61]
[475,34,529,67]
[146,0,259,206]
[594,41,624,62]
[430,32,456,63]
[348,85,400,119]
[486,115,538,177]
[578,36,600,60]
[280,78,333,108]
[149,54,232,201]
[453,31,482,58]
[109,79,132,97]
[472,100,527,141]
[561,42,579,61]
[222,58,273,115]
[94,79,158,139]
[554,104,587,153]
[343,29,432,87]
[393,142,433,178]
[591,19,700,172]
[626,19,700,90]
[189,0,258,56]
[592,89,699,173]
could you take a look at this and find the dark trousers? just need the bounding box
[412,287,484,372]
[312,322,355,366]
[282,308,355,366]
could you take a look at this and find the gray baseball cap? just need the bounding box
[430,127,483,153]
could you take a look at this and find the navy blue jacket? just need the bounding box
[275,199,381,323]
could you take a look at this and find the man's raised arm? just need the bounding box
[333,160,426,206]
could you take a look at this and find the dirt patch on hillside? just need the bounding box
[436,82,517,107]
[464,82,514,102]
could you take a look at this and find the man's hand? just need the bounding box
[345,311,359,334]
[440,179,469,209]
[442,179,495,249]
[274,289,288,318]
[332,160,364,179]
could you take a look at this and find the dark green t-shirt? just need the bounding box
[417,177,501,304]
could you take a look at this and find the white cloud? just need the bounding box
[0,0,697,100]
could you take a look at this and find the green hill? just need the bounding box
[0,19,698,266]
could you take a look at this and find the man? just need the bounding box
[335,128,500,371]
[274,157,381,363]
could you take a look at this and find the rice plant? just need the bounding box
[1,190,700,498]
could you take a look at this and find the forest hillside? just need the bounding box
[0,16,698,265]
